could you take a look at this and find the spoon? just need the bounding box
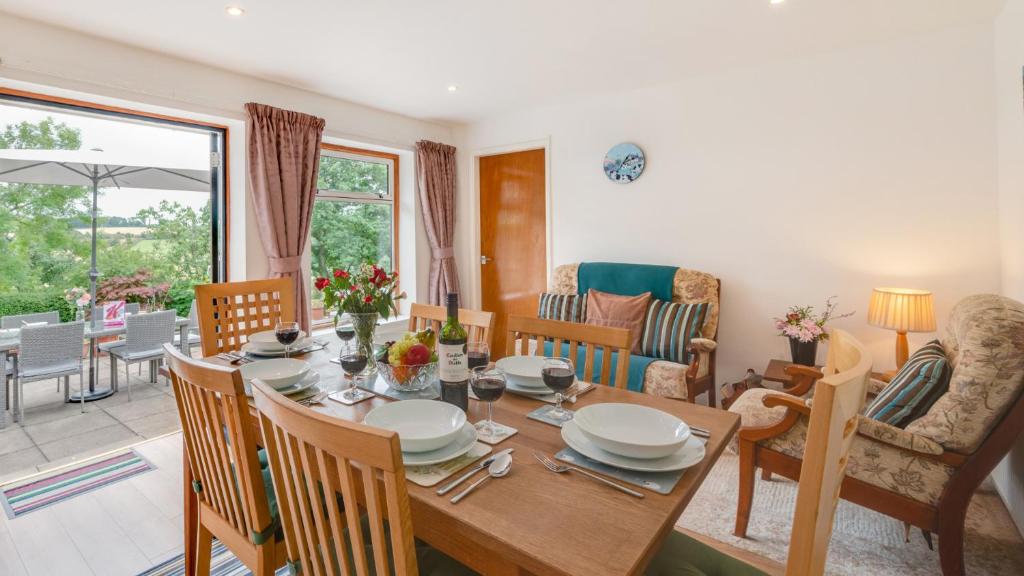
[450,452,512,504]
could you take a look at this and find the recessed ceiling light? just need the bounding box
[447,85,459,92]
[225,5,245,17]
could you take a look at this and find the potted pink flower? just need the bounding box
[774,297,853,366]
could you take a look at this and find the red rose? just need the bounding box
[350,284,359,292]
[333,269,344,278]
[363,295,373,304]
[339,270,349,279]
[314,277,329,291]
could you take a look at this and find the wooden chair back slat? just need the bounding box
[506,316,632,388]
[164,344,272,551]
[195,279,295,357]
[407,303,495,349]
[786,329,872,576]
[251,379,419,576]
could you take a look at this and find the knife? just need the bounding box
[436,448,515,496]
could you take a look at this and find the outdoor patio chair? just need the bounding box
[11,321,86,422]
[100,302,143,373]
[1,310,60,329]
[108,310,176,398]
[172,299,201,354]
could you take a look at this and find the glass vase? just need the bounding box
[348,311,380,377]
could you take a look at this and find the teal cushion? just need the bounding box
[640,300,707,364]
[578,262,677,302]
[542,340,656,392]
[864,340,951,428]
[647,530,768,576]
[538,292,587,323]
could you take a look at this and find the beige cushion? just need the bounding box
[584,289,650,354]
[549,263,721,340]
[729,388,955,505]
[906,294,1024,453]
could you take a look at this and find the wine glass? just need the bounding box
[467,341,490,371]
[275,321,300,358]
[339,350,371,402]
[335,313,355,360]
[471,366,506,439]
[541,357,575,422]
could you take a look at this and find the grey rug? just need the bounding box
[676,453,1024,575]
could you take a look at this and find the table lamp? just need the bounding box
[868,288,936,374]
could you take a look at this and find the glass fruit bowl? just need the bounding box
[376,361,438,392]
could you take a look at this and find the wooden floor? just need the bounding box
[0,433,185,576]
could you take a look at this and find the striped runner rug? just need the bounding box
[138,541,288,576]
[1,449,154,519]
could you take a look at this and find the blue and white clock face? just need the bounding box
[603,143,645,183]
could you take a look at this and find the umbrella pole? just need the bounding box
[89,172,99,325]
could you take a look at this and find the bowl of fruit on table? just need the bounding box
[376,329,439,392]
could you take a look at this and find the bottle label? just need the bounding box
[438,341,468,382]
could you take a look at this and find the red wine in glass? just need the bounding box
[467,351,489,371]
[275,321,300,358]
[335,326,355,342]
[340,353,368,376]
[470,375,506,402]
[541,367,575,392]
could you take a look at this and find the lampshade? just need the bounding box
[867,288,936,333]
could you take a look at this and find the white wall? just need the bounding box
[455,22,1002,383]
[0,11,452,303]
[994,0,1024,537]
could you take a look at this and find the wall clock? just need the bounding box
[603,142,645,183]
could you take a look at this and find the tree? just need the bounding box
[0,118,90,292]
[135,200,212,283]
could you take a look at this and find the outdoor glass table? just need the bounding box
[0,316,191,428]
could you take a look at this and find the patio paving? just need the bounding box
[0,353,186,484]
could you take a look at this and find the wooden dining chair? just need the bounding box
[164,344,287,576]
[250,378,476,576]
[506,315,632,389]
[647,329,872,576]
[194,278,295,358]
[407,302,495,349]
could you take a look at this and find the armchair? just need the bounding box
[729,294,1024,576]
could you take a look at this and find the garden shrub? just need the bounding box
[0,291,76,322]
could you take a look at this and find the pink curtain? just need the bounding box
[416,141,460,304]
[245,103,325,331]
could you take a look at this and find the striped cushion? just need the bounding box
[538,292,587,323]
[640,300,708,364]
[864,340,951,428]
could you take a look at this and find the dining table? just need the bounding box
[0,316,192,428]
[182,346,741,576]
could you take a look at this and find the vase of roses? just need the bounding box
[64,287,91,321]
[774,296,853,366]
[315,264,405,376]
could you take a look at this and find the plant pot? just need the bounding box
[789,337,818,366]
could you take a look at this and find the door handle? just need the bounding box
[480,255,493,265]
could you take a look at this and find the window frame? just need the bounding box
[311,143,400,327]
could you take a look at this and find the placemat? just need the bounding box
[404,443,492,487]
[554,447,686,495]
[473,422,518,445]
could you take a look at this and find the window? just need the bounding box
[309,144,399,324]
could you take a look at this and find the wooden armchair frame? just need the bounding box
[734,367,1023,576]
[506,315,632,389]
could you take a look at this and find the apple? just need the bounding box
[404,343,431,366]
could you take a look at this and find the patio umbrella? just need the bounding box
[0,148,211,320]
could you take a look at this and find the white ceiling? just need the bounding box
[0,0,1006,124]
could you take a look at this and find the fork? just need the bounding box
[216,352,251,365]
[297,391,329,406]
[533,452,644,498]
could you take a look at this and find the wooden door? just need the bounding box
[479,148,546,358]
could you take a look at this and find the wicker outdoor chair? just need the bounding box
[108,310,176,398]
[11,321,86,422]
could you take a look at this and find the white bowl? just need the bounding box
[247,329,307,351]
[495,355,547,385]
[573,403,691,459]
[240,358,311,390]
[364,400,467,453]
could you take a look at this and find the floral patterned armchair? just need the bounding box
[728,294,1024,576]
[548,263,720,404]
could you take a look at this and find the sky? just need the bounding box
[0,101,212,217]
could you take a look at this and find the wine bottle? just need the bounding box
[439,292,469,412]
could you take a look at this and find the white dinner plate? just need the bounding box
[400,422,478,466]
[495,356,547,384]
[574,403,690,459]
[505,378,553,396]
[244,370,320,397]
[248,329,308,351]
[241,337,314,357]
[506,373,550,390]
[561,420,705,472]
[239,358,311,390]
